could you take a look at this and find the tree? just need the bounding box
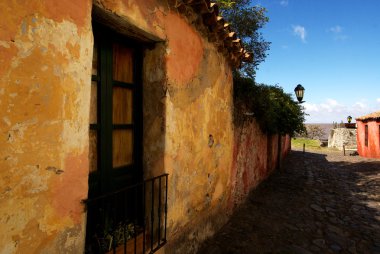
[218,1,305,135]
[233,76,306,136]
[306,125,325,140]
[215,0,270,79]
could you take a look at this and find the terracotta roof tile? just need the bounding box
[356,111,380,121]
[174,0,252,67]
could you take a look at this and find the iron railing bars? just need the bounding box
[83,173,168,254]
[150,178,155,253]
[164,174,168,243]
[111,193,117,254]
[133,186,138,254]
[123,189,127,254]
[142,181,146,254]
[158,177,162,246]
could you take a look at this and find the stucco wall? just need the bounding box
[357,120,380,158]
[0,1,93,253]
[1,1,291,253]
[229,119,290,214]
[282,134,291,158]
[142,13,235,254]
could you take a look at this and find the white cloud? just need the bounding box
[280,0,288,7]
[353,101,368,110]
[304,102,319,112]
[329,25,342,33]
[328,25,348,41]
[326,99,339,106]
[293,25,307,43]
[304,99,377,123]
[320,99,345,113]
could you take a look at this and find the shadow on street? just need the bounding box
[198,150,380,254]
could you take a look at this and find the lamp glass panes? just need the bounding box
[294,84,305,103]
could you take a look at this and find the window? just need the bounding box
[86,23,144,251]
[365,125,368,147]
[89,24,143,195]
[86,23,168,254]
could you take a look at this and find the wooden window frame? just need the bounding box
[365,124,368,147]
[89,23,143,196]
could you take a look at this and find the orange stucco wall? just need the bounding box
[357,120,380,158]
[1,1,291,253]
[0,0,93,253]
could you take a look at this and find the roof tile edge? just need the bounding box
[174,0,253,68]
[356,111,380,121]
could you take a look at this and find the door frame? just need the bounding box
[89,22,144,197]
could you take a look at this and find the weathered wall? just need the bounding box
[357,120,380,158]
[1,1,292,253]
[93,1,291,252]
[328,128,357,150]
[229,119,291,209]
[144,14,235,254]
[0,1,93,253]
[93,1,234,252]
[282,134,291,158]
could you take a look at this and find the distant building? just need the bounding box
[356,111,380,158]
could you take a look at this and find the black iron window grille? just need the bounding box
[83,173,168,254]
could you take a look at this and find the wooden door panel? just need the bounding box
[113,44,134,83]
[89,26,141,193]
[113,87,133,124]
[112,129,134,168]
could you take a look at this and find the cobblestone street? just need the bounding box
[198,149,380,254]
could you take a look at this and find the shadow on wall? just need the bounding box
[229,117,290,210]
[197,150,380,253]
[142,42,169,251]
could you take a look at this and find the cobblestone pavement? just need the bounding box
[198,149,380,254]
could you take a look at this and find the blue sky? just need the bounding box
[254,0,380,123]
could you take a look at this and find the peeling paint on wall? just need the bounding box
[1,0,291,253]
[0,1,92,253]
[230,120,291,209]
[164,12,204,85]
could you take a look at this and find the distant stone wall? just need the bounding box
[328,128,357,150]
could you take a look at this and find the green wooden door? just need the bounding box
[89,24,143,196]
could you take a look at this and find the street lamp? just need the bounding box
[347,115,352,123]
[294,84,305,103]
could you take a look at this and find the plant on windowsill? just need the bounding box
[96,222,143,254]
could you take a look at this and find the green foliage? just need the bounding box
[215,0,270,78]
[96,222,136,252]
[216,0,236,8]
[233,76,306,136]
[217,1,304,135]
[291,138,321,150]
